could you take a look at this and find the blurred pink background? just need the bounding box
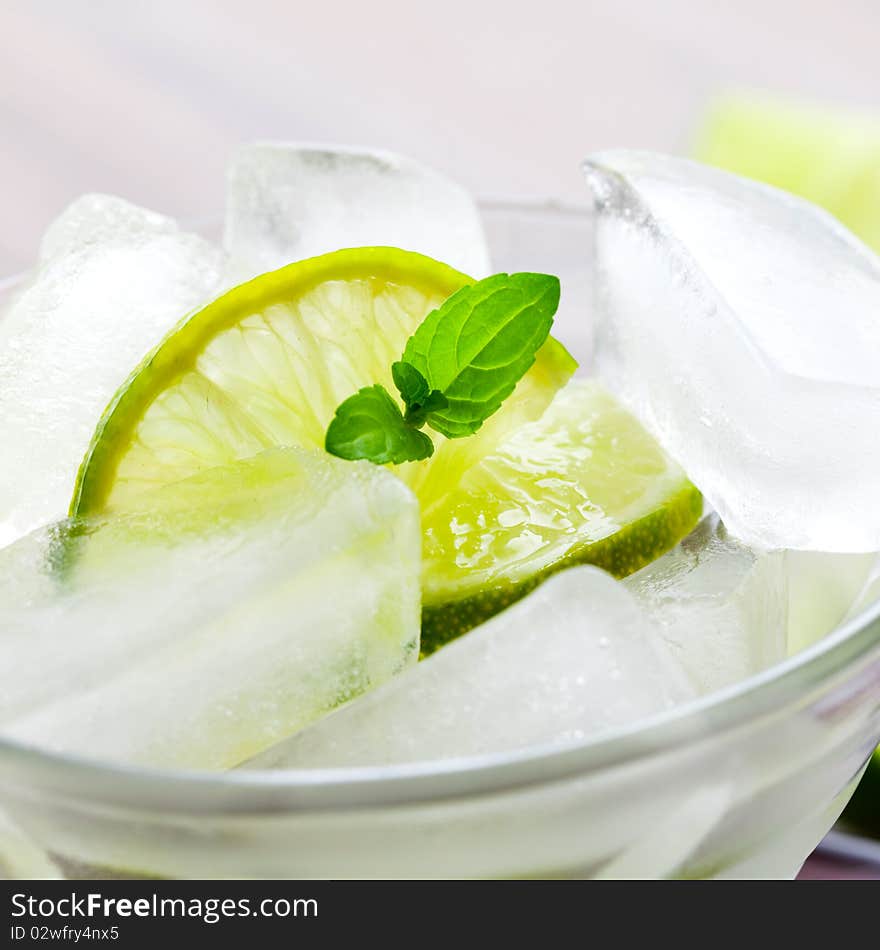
[2,0,879,272]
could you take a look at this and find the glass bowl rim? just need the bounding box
[1,197,879,815]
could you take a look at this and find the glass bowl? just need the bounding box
[0,200,879,880]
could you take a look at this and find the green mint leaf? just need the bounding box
[417,389,450,414]
[392,360,449,427]
[392,360,430,407]
[400,273,560,438]
[325,385,434,464]
[403,389,449,428]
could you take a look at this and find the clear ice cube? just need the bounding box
[0,448,420,770]
[584,150,880,552]
[624,517,788,694]
[224,143,491,280]
[0,195,225,546]
[247,566,695,768]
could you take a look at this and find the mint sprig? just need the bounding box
[325,272,560,464]
[391,361,449,427]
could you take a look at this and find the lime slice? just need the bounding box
[71,247,575,517]
[420,380,703,654]
[694,95,880,254]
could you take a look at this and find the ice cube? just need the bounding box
[247,566,695,768]
[38,194,182,263]
[0,448,420,771]
[583,150,880,552]
[624,518,787,695]
[0,195,225,546]
[224,143,491,280]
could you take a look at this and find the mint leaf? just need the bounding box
[400,273,559,438]
[392,360,449,427]
[325,385,434,463]
[392,361,430,407]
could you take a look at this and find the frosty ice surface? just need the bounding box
[0,196,225,546]
[624,517,787,694]
[225,143,491,281]
[584,150,880,552]
[249,567,695,768]
[0,448,420,770]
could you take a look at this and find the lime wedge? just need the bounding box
[694,95,880,254]
[420,380,703,654]
[72,247,575,517]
